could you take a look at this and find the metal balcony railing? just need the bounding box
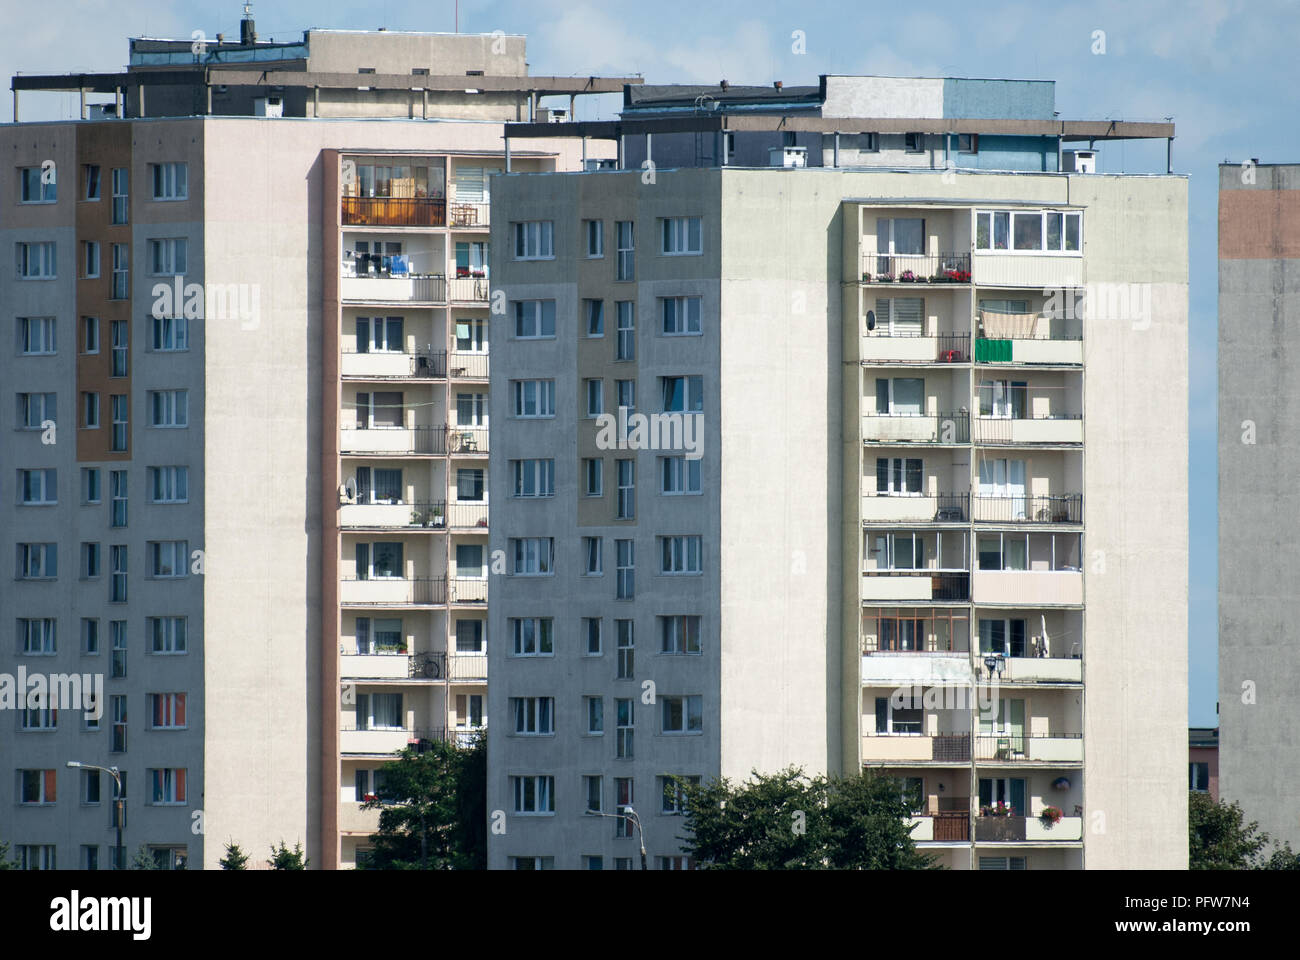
[974,494,1083,524]
[862,252,971,284]
[973,415,1083,444]
[408,652,446,679]
[975,816,1026,842]
[974,733,1082,762]
[450,578,488,604]
[448,201,490,227]
[340,347,448,379]
[339,576,448,605]
[447,427,489,454]
[342,196,446,227]
[446,502,489,529]
[932,733,971,762]
[340,425,449,456]
[447,352,489,378]
[447,275,490,302]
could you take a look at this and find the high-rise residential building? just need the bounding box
[1,16,628,869]
[1218,160,1300,852]
[488,76,1188,870]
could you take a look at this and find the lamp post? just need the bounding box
[67,761,122,869]
[585,806,647,870]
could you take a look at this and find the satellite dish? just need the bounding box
[344,477,358,501]
[866,309,876,331]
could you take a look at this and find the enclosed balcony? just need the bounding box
[863,530,969,602]
[970,608,1082,683]
[342,196,446,227]
[861,607,971,684]
[970,207,1085,289]
[973,531,1083,606]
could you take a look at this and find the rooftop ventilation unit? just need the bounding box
[769,145,807,168]
[253,96,283,117]
[1063,149,1096,174]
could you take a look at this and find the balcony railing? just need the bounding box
[447,427,489,455]
[342,196,446,227]
[973,415,1083,445]
[975,815,1026,842]
[863,412,970,444]
[340,500,448,529]
[974,733,1084,763]
[340,273,446,303]
[932,733,971,762]
[862,493,969,524]
[862,570,970,602]
[340,425,448,456]
[450,578,488,603]
[862,331,970,364]
[973,494,1083,524]
[340,347,447,379]
[862,253,971,284]
[448,201,490,227]
[408,652,446,679]
[447,654,488,681]
[447,502,490,529]
[447,352,489,379]
[447,275,490,302]
[339,576,448,606]
[933,811,970,842]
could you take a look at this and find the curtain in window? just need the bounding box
[373,469,402,503]
[372,693,402,729]
[892,379,923,415]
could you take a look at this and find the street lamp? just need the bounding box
[67,761,122,869]
[585,806,648,870]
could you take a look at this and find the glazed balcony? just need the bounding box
[342,196,446,227]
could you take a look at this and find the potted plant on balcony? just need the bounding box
[431,506,445,527]
[410,509,424,526]
[980,801,1014,817]
[899,269,917,282]
[1039,805,1064,826]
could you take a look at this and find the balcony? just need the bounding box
[996,656,1082,683]
[448,201,490,227]
[972,494,1083,524]
[339,801,381,836]
[863,571,969,602]
[862,333,970,364]
[862,733,971,763]
[340,426,447,456]
[340,653,411,680]
[975,816,1026,842]
[447,654,488,681]
[1026,816,1083,841]
[910,812,971,843]
[340,273,445,303]
[862,493,968,524]
[972,253,1083,289]
[448,275,490,303]
[974,734,1084,764]
[340,501,448,530]
[447,427,489,455]
[339,576,447,606]
[861,653,972,685]
[340,726,419,755]
[861,253,971,285]
[973,416,1083,446]
[975,814,1084,842]
[447,352,489,379]
[975,313,1083,366]
[863,413,969,445]
[342,196,446,227]
[341,348,447,380]
[447,502,490,529]
[450,578,488,604]
[971,570,1082,605]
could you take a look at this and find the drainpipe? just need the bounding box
[833,132,840,168]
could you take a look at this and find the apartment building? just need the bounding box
[1,18,625,869]
[1219,161,1300,851]
[488,76,1188,869]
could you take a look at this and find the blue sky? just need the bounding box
[10,0,1296,726]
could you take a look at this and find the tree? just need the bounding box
[130,844,164,870]
[219,841,249,870]
[1258,842,1300,870]
[0,839,17,870]
[269,841,309,870]
[361,733,486,870]
[1189,792,1268,869]
[679,766,938,870]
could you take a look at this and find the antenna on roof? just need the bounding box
[240,2,256,46]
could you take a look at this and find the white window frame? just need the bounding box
[660,535,703,575]
[149,617,188,654]
[661,615,702,655]
[146,540,189,578]
[512,221,554,260]
[148,389,189,427]
[17,241,57,279]
[585,378,604,417]
[148,237,187,276]
[150,162,188,201]
[151,313,189,352]
[661,216,702,255]
[510,617,554,657]
[583,536,603,576]
[83,240,100,278]
[19,618,57,655]
[615,220,634,280]
[511,379,555,418]
[661,375,704,413]
[583,457,604,497]
[148,466,189,504]
[18,316,56,355]
[615,301,635,360]
[975,208,1082,255]
[585,219,604,257]
[661,695,704,734]
[660,456,702,496]
[18,542,58,579]
[511,697,555,736]
[18,468,57,505]
[661,296,702,336]
[511,459,555,498]
[19,167,57,204]
[17,392,56,430]
[513,299,556,339]
[510,537,555,576]
[511,775,556,815]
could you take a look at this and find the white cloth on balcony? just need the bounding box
[980,312,1040,339]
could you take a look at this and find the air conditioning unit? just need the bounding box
[769,145,807,168]
[253,96,283,117]
[536,107,569,123]
[584,158,618,172]
[1063,149,1096,174]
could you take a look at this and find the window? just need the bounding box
[81,847,100,871]
[82,769,101,804]
[584,775,603,812]
[18,469,57,505]
[18,316,56,354]
[661,296,702,335]
[148,238,187,275]
[510,617,554,656]
[82,618,100,656]
[150,162,188,200]
[111,168,128,224]
[81,542,101,579]
[511,459,555,498]
[19,167,57,203]
[614,301,635,360]
[511,379,555,418]
[583,457,604,497]
[108,395,127,452]
[958,133,979,154]
[110,319,127,376]
[976,209,1081,253]
[585,378,604,417]
[147,540,188,578]
[511,775,555,815]
[17,543,57,579]
[874,696,923,735]
[1190,762,1210,792]
[110,243,128,298]
[615,540,634,600]
[453,391,486,428]
[661,375,704,413]
[149,768,187,805]
[661,217,702,255]
[585,219,604,257]
[514,299,556,338]
[453,317,487,353]
[616,379,635,413]
[355,541,404,579]
[511,856,554,870]
[661,615,702,654]
[585,697,604,735]
[149,617,187,654]
[148,466,189,503]
[616,459,635,519]
[874,377,924,416]
[661,695,704,734]
[979,856,1027,871]
[584,617,602,655]
[978,777,1026,817]
[455,693,485,730]
[660,535,703,575]
[21,704,57,730]
[614,777,634,834]
[871,297,924,337]
[150,693,187,729]
[876,457,923,496]
[660,456,702,495]
[583,537,603,576]
[82,392,100,429]
[84,164,101,200]
[511,538,554,576]
[979,618,1028,657]
[110,620,127,677]
[455,544,484,579]
[616,620,634,679]
[110,470,127,526]
[17,846,57,870]
[19,619,56,655]
[148,390,188,427]
[511,697,555,736]
[615,221,634,280]
[17,241,57,278]
[109,546,127,602]
[83,241,100,278]
[904,132,925,153]
[83,316,99,354]
[456,469,485,504]
[615,701,634,759]
[17,392,56,430]
[660,775,701,814]
[512,221,554,260]
[82,468,102,504]
[658,856,692,870]
[584,299,605,337]
[876,218,925,264]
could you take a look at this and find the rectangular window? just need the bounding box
[18,769,57,804]
[111,168,128,224]
[18,468,57,505]
[17,241,57,278]
[512,221,554,260]
[80,542,101,579]
[510,617,554,656]
[616,379,635,413]
[904,132,925,153]
[82,618,100,655]
[83,316,99,354]
[616,459,635,519]
[148,466,189,503]
[16,846,57,870]
[585,697,604,735]
[584,777,603,814]
[110,620,127,677]
[110,319,127,376]
[510,537,554,575]
[17,392,56,430]
[19,167,57,203]
[19,618,57,655]
[17,315,56,354]
[109,395,127,451]
[615,777,634,835]
[82,392,100,429]
[584,299,605,337]
[661,217,702,255]
[511,379,555,418]
[585,378,604,417]
[616,620,634,679]
[615,301,635,360]
[660,775,701,814]
[148,238,187,275]
[455,620,484,653]
[875,457,924,496]
[615,702,634,760]
[17,543,57,579]
[660,456,702,495]
[615,540,634,600]
[83,241,100,278]
[84,164,101,201]
[511,697,555,735]
[82,769,101,804]
[661,296,702,335]
[150,693,187,729]
[82,468,102,504]
[958,133,979,153]
[661,615,702,654]
[150,162,188,200]
[149,617,187,654]
[110,243,128,298]
[615,221,634,280]
[20,704,57,730]
[976,209,1081,253]
[660,535,703,574]
[110,470,127,526]
[148,768,188,805]
[513,300,556,338]
[662,375,704,413]
[109,545,127,602]
[584,617,602,655]
[662,695,704,734]
[510,459,555,498]
[583,537,603,576]
[511,775,555,814]
[583,457,603,497]
[585,219,604,257]
[108,695,127,753]
[148,390,188,427]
